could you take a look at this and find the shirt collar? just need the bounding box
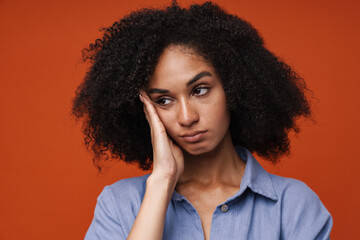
[233,145,278,201]
[171,145,278,202]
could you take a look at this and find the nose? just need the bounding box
[177,98,199,127]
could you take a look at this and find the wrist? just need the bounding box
[147,173,177,191]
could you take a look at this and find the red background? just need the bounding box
[1,0,359,239]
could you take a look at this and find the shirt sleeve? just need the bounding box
[84,186,126,240]
[281,180,333,240]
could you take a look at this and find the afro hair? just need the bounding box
[72,1,312,171]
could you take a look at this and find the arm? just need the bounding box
[127,175,175,239]
[127,91,184,240]
[84,92,182,240]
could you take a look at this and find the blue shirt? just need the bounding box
[85,146,332,239]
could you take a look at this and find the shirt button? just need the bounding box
[220,204,229,213]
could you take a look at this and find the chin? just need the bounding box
[179,141,217,156]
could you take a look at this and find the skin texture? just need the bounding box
[147,45,230,156]
[134,45,246,240]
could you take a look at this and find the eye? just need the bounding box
[155,97,172,106]
[193,86,210,96]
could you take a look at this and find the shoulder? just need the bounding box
[84,174,150,240]
[269,173,330,216]
[102,173,150,210]
[269,174,333,239]
[106,173,150,198]
[269,174,319,203]
[96,174,151,223]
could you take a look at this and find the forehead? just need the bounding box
[148,45,215,87]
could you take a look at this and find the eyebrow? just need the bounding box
[148,71,212,94]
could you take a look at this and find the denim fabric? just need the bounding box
[85,146,332,239]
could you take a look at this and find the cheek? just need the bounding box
[210,108,230,131]
[156,110,176,133]
[207,96,230,124]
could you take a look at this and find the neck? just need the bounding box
[177,131,245,187]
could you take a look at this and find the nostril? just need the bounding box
[178,111,199,127]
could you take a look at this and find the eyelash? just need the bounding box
[154,86,210,106]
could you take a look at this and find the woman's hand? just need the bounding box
[139,90,184,185]
[127,90,184,240]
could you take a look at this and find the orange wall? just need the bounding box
[1,0,359,239]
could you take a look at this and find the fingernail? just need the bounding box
[139,94,143,102]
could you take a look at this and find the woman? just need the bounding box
[72,1,332,239]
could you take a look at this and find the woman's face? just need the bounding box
[147,45,231,155]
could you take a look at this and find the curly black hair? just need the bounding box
[72,1,312,171]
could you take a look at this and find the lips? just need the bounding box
[181,130,207,137]
[180,130,207,143]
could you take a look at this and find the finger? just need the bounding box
[139,90,166,137]
[139,90,152,124]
